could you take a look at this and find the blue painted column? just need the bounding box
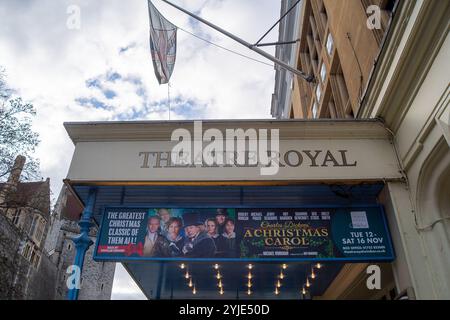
[67,188,97,300]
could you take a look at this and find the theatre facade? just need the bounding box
[63,119,429,300]
[61,0,450,299]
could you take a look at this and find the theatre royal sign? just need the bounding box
[64,119,403,183]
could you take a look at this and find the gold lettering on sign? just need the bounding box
[138,149,357,168]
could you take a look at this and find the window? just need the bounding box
[30,215,46,244]
[22,242,40,268]
[22,243,32,259]
[326,32,334,55]
[12,209,21,226]
[30,215,38,237]
[312,102,318,119]
[27,245,40,268]
[385,0,396,12]
[31,253,40,268]
[320,2,328,26]
[320,63,327,83]
[35,218,45,243]
[316,85,322,103]
[30,247,36,263]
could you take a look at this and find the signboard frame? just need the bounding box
[93,203,395,263]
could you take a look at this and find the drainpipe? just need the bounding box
[67,187,97,300]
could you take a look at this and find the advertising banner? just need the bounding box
[94,206,394,262]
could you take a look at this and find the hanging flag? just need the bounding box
[148,0,177,84]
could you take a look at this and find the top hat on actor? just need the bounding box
[183,212,203,228]
[215,209,228,235]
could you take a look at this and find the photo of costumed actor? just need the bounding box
[182,212,216,258]
[143,215,170,257]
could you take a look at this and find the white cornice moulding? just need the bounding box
[64,119,390,143]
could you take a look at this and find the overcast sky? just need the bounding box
[0,0,281,299]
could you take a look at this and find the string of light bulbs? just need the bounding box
[246,264,253,295]
[180,263,197,295]
[214,263,224,295]
[301,263,323,298]
[274,263,288,296]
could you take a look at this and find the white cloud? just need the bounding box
[0,0,281,299]
[111,264,146,300]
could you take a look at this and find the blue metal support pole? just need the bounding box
[67,188,97,300]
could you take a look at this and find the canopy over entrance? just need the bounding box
[63,119,401,299]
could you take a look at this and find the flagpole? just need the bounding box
[159,0,314,82]
[168,82,171,120]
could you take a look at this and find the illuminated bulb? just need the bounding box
[247,272,253,280]
[247,280,252,288]
[282,264,287,270]
[180,263,185,269]
[247,264,253,270]
[275,287,280,295]
[216,272,222,280]
[218,280,223,288]
[279,272,284,280]
[192,287,197,295]
[311,270,316,279]
[247,289,252,295]
[188,278,193,287]
[185,271,190,279]
[306,278,311,287]
[214,264,219,270]
[302,287,306,295]
[316,263,322,269]
[219,288,224,295]
[276,280,282,288]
